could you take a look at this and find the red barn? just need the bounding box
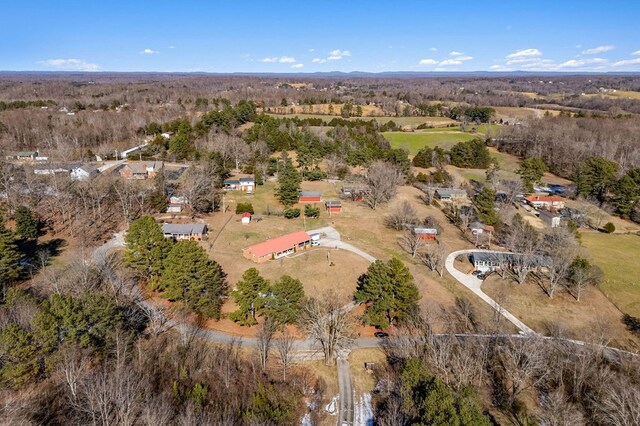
[299,191,321,203]
[325,200,342,214]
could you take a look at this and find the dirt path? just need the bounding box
[337,352,355,426]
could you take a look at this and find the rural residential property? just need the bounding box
[119,161,164,179]
[243,230,312,263]
[3,2,640,424]
[525,194,566,210]
[224,176,255,192]
[161,223,207,240]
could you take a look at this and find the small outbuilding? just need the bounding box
[241,212,251,224]
[166,203,183,213]
[16,151,39,161]
[325,200,342,214]
[412,227,438,240]
[299,191,321,203]
[539,210,561,228]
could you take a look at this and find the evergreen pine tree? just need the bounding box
[160,240,228,319]
[0,215,22,291]
[230,268,270,326]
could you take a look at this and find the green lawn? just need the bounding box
[581,232,640,317]
[383,132,477,155]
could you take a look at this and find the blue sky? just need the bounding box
[2,1,640,73]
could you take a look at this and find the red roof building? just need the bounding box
[325,200,342,214]
[524,195,566,210]
[243,230,312,263]
[299,191,321,203]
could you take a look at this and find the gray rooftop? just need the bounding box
[300,191,321,197]
[162,223,207,235]
[436,188,467,196]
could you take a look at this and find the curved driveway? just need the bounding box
[445,249,535,334]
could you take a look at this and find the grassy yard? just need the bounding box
[383,131,477,155]
[482,274,639,351]
[580,232,640,318]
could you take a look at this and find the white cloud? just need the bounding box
[489,65,512,71]
[326,49,351,61]
[632,50,640,56]
[141,48,159,55]
[449,51,462,56]
[291,63,304,69]
[582,45,615,54]
[419,55,472,67]
[329,49,351,57]
[313,49,351,63]
[429,47,438,52]
[168,46,176,49]
[506,48,543,58]
[308,48,315,52]
[39,58,100,71]
[613,58,640,67]
[260,56,296,63]
[558,58,608,68]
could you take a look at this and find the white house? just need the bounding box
[70,165,99,181]
[166,203,183,213]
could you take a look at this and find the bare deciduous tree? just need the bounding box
[399,230,426,258]
[419,243,446,277]
[300,292,356,365]
[256,316,276,372]
[542,227,577,298]
[384,200,418,230]
[274,329,296,381]
[495,336,548,404]
[364,161,404,209]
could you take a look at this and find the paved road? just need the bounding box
[445,249,535,334]
[91,229,638,361]
[337,352,355,426]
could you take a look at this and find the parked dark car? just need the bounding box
[374,331,389,338]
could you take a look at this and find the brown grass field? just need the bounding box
[483,274,640,351]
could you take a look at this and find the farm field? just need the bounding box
[266,113,457,128]
[580,232,640,318]
[383,131,476,155]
